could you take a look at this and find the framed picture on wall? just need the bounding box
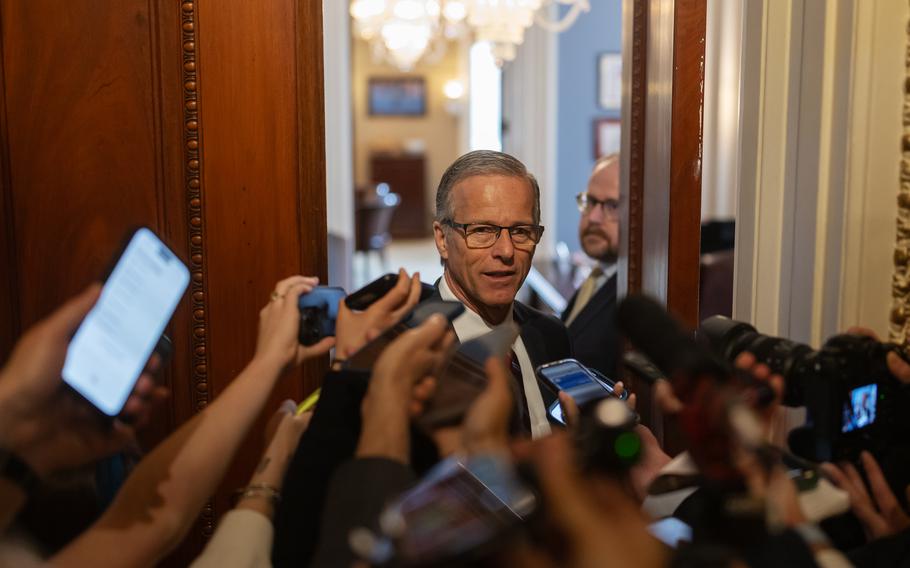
[597,52,622,110]
[368,77,426,116]
[594,118,621,159]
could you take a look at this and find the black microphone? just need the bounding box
[615,294,724,379]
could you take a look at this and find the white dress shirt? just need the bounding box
[439,275,551,438]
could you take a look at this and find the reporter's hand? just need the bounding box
[334,269,422,363]
[356,315,454,463]
[734,351,784,437]
[0,285,166,477]
[821,451,910,540]
[503,433,667,568]
[846,326,910,384]
[254,276,335,372]
[460,358,513,455]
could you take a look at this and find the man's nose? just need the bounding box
[491,227,515,259]
[586,202,606,224]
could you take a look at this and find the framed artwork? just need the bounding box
[368,77,426,116]
[593,118,621,159]
[598,52,622,110]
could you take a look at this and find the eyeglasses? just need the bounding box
[576,192,620,220]
[442,220,544,249]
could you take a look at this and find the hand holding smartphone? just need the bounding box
[536,358,629,425]
[62,228,189,416]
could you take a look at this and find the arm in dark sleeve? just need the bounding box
[311,457,417,568]
[271,369,370,567]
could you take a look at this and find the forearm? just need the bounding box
[234,436,295,519]
[356,404,411,464]
[54,356,285,566]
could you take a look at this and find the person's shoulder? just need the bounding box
[513,301,567,332]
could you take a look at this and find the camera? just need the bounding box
[699,316,910,495]
[298,287,346,346]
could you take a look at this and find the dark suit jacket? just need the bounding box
[561,273,620,379]
[271,295,571,567]
[311,457,417,567]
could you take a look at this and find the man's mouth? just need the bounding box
[482,270,516,281]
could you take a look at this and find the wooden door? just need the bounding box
[0,0,327,562]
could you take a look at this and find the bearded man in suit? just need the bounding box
[561,153,621,379]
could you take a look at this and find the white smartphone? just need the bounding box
[62,228,189,416]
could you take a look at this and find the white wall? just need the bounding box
[323,0,355,288]
[734,0,904,345]
[840,0,907,338]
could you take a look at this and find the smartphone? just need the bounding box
[417,322,521,430]
[536,358,628,425]
[343,300,465,370]
[62,228,189,416]
[344,274,398,310]
[345,273,438,311]
[298,286,347,345]
[381,454,536,566]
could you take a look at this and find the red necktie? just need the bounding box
[509,350,532,436]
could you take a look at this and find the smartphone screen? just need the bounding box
[538,359,624,406]
[62,228,189,416]
[842,383,877,433]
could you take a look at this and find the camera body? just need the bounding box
[298,286,346,346]
[699,316,910,495]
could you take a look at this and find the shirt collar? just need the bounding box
[438,272,515,339]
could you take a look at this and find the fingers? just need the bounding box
[654,379,683,414]
[821,461,890,538]
[462,358,513,447]
[846,326,880,341]
[887,351,910,384]
[273,275,318,297]
[300,335,336,362]
[371,268,412,313]
[558,391,580,429]
[45,283,102,337]
[861,451,902,518]
[391,272,423,320]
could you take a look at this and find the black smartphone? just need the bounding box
[536,358,628,425]
[62,228,190,416]
[344,274,398,310]
[298,286,347,345]
[345,273,438,311]
[343,300,465,370]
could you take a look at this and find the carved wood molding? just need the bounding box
[626,0,647,295]
[893,3,910,345]
[180,0,214,537]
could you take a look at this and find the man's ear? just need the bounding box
[433,221,449,261]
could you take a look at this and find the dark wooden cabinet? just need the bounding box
[370,153,429,238]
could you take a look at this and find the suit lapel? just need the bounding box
[566,275,617,337]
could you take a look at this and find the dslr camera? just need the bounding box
[699,316,910,495]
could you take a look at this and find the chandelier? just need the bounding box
[350,0,591,71]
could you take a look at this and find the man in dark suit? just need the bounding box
[272,152,570,566]
[432,150,571,438]
[561,153,621,379]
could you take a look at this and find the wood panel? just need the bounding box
[666,0,706,328]
[0,0,328,563]
[625,0,648,296]
[195,0,327,532]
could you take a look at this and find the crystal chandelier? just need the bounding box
[350,0,590,70]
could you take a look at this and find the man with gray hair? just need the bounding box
[432,150,571,438]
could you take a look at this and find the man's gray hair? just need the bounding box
[434,150,541,224]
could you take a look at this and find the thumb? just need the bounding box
[45,284,102,337]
